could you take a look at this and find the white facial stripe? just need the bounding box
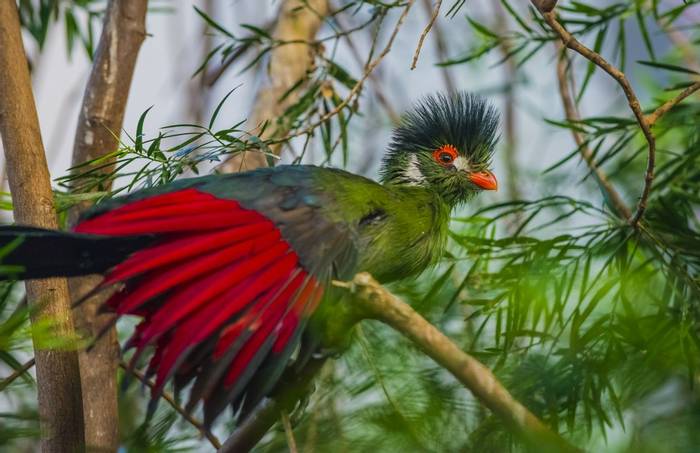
[403,154,425,185]
[453,155,471,172]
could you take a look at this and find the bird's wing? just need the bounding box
[75,166,362,425]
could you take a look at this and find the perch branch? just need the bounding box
[336,273,580,453]
[119,362,222,449]
[67,1,148,450]
[0,3,85,451]
[532,1,654,227]
[555,44,632,220]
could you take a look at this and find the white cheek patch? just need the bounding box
[403,154,426,185]
[453,156,471,172]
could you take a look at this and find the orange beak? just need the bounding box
[468,171,498,191]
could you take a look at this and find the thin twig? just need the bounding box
[281,412,299,453]
[421,0,455,92]
[119,362,222,449]
[532,2,655,227]
[411,0,442,70]
[644,82,700,127]
[335,273,581,453]
[0,358,35,392]
[555,43,632,220]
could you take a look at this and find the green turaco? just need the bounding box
[0,91,499,425]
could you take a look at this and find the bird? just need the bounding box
[0,91,499,426]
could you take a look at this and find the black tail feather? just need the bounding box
[0,225,154,279]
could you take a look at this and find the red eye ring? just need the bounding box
[432,144,458,166]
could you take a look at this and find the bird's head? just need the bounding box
[380,92,500,207]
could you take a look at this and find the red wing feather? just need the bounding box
[76,188,326,418]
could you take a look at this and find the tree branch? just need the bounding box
[67,1,148,450]
[532,2,655,227]
[119,362,222,449]
[555,43,632,220]
[336,273,581,453]
[0,3,85,451]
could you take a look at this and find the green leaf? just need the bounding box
[637,60,699,75]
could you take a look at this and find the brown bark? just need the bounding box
[67,1,148,451]
[0,2,85,452]
[218,0,328,173]
[532,3,655,226]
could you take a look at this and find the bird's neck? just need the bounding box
[380,153,426,187]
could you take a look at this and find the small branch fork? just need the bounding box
[644,81,700,127]
[532,1,700,227]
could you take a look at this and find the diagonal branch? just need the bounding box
[335,273,581,453]
[532,2,654,227]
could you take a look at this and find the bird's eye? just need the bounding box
[432,145,458,166]
[439,152,453,163]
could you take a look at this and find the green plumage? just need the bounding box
[83,92,498,287]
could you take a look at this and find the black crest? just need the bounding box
[387,92,500,167]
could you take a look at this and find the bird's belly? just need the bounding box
[357,234,436,283]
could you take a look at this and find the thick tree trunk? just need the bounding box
[218,0,328,173]
[67,1,148,451]
[0,2,85,452]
